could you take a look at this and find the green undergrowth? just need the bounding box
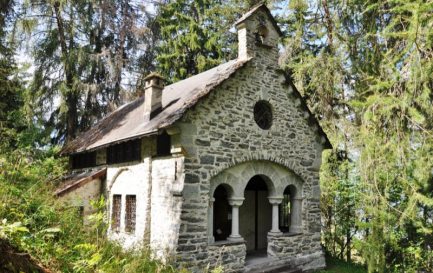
[0,146,182,272]
[318,256,367,273]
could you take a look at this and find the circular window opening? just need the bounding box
[254,100,273,130]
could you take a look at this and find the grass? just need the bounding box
[317,256,367,273]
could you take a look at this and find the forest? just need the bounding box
[0,0,432,272]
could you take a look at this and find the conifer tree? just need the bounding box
[155,0,240,82]
[281,0,433,271]
[21,0,157,143]
[0,0,26,150]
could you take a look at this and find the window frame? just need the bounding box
[111,194,122,232]
[125,195,137,233]
[107,139,141,164]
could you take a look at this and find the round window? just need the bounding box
[254,100,273,130]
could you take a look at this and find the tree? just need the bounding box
[281,0,433,271]
[0,0,26,150]
[21,0,157,143]
[155,0,250,82]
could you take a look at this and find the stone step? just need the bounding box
[244,259,300,273]
[244,263,301,273]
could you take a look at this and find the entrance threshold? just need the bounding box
[245,250,301,273]
[245,249,274,267]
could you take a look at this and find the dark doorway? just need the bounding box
[213,185,231,241]
[240,175,272,252]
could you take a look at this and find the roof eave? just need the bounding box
[61,129,159,156]
[277,69,332,150]
[55,168,107,197]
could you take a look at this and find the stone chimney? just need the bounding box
[143,72,164,121]
[235,4,282,61]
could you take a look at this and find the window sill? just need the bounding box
[282,232,303,237]
[268,232,303,238]
[209,239,245,247]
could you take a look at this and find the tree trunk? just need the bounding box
[53,1,78,142]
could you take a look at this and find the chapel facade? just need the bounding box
[58,4,331,272]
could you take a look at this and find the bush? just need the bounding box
[0,146,181,272]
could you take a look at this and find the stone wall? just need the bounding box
[174,8,326,272]
[105,137,185,258]
[150,156,184,260]
[208,242,246,273]
[106,160,151,249]
[58,178,102,221]
[267,233,322,258]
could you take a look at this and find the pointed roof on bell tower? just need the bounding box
[235,3,283,36]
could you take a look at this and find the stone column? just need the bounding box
[289,197,303,233]
[208,198,215,243]
[268,197,283,235]
[228,198,244,242]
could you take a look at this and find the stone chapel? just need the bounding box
[57,4,331,272]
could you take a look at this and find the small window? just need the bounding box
[112,195,122,232]
[254,100,273,130]
[125,195,136,233]
[107,139,141,164]
[156,132,171,156]
[71,152,96,169]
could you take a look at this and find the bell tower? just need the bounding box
[235,4,282,62]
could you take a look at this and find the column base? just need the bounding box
[268,231,283,236]
[228,235,244,242]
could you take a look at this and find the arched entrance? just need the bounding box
[239,175,272,252]
[208,160,304,246]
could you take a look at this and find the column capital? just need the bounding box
[209,197,215,203]
[228,197,244,207]
[268,196,284,205]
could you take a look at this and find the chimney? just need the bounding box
[143,72,164,121]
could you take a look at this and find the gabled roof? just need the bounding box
[61,59,250,155]
[55,168,106,197]
[235,3,283,36]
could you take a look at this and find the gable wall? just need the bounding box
[175,40,325,271]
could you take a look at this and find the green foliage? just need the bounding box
[318,256,366,273]
[0,143,181,272]
[320,149,359,261]
[282,0,433,272]
[155,0,246,82]
[19,0,159,142]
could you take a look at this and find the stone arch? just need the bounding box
[210,160,303,200]
[209,173,238,199]
[107,167,129,193]
[208,160,305,243]
[208,153,311,190]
